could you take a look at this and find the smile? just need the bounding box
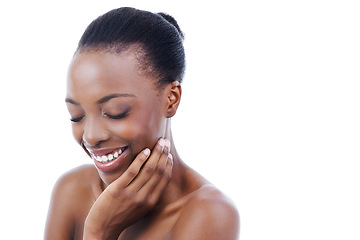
[91,147,126,163]
[86,146,129,172]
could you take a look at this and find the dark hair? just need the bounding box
[77,7,186,86]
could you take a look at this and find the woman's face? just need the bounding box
[66,51,168,185]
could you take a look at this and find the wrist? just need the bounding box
[83,224,104,240]
[83,219,123,240]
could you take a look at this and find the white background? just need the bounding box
[0,0,359,239]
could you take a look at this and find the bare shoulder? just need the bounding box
[50,164,99,206]
[173,185,240,240]
[54,164,98,192]
[44,164,100,240]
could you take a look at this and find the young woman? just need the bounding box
[44,7,239,240]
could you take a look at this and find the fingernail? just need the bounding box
[165,139,171,149]
[144,148,150,156]
[158,138,165,147]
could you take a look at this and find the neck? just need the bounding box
[151,127,200,214]
[156,130,184,205]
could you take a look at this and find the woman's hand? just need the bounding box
[83,138,173,240]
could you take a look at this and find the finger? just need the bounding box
[114,148,151,188]
[127,138,167,191]
[147,153,173,204]
[137,143,170,195]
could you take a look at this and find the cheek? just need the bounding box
[113,119,160,148]
[111,107,165,150]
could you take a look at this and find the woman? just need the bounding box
[45,7,239,240]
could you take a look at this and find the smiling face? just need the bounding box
[66,50,170,185]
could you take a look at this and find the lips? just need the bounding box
[88,146,128,173]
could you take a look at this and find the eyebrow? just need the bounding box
[65,93,136,105]
[97,93,136,104]
[65,98,80,105]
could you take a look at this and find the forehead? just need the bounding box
[67,51,156,99]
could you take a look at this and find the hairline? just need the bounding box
[75,43,170,91]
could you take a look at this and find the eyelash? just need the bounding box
[104,111,128,120]
[70,111,129,122]
[70,116,84,123]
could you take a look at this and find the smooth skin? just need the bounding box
[44,50,239,240]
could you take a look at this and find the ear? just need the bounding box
[165,81,182,118]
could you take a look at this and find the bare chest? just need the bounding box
[118,205,183,240]
[72,200,184,240]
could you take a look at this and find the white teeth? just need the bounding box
[93,148,124,163]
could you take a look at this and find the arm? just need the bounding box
[172,189,240,240]
[44,165,96,240]
[44,168,82,240]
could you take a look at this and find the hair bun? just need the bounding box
[157,12,184,40]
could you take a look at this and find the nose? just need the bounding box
[82,116,110,147]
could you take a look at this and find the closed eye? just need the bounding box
[70,116,84,122]
[104,111,128,120]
